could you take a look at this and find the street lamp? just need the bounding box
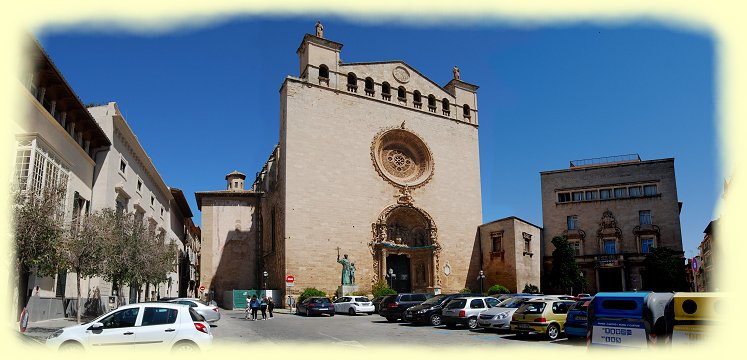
[478,270,486,294]
[263,270,268,290]
[388,268,395,289]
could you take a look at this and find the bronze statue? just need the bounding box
[337,248,352,285]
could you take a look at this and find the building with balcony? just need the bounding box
[540,155,684,293]
[15,39,111,314]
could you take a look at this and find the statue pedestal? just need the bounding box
[336,285,359,297]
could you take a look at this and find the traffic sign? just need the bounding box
[199,285,206,291]
[286,275,295,283]
[692,258,699,273]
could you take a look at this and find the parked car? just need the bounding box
[333,296,375,315]
[477,295,540,331]
[45,302,212,352]
[167,298,221,323]
[510,299,576,340]
[490,293,541,302]
[379,293,431,322]
[371,296,387,314]
[403,293,483,326]
[564,297,592,338]
[442,296,501,329]
[297,297,335,317]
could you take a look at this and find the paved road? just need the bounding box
[212,309,586,349]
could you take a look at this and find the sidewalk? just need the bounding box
[21,317,87,342]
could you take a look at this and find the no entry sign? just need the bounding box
[286,275,295,287]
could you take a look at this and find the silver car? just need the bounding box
[477,295,539,331]
[441,296,501,329]
[168,298,221,323]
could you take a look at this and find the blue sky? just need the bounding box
[37,16,717,259]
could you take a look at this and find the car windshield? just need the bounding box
[311,298,330,304]
[498,297,531,308]
[570,300,590,311]
[422,295,448,305]
[517,302,546,314]
[354,297,370,302]
[445,299,467,309]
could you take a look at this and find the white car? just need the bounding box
[167,298,221,322]
[333,296,376,315]
[45,302,213,352]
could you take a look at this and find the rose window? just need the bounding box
[372,128,433,187]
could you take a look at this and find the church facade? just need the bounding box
[198,24,485,301]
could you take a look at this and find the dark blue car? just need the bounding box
[564,297,592,338]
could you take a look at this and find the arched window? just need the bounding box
[364,77,375,96]
[319,64,329,79]
[347,73,358,92]
[427,95,436,112]
[397,86,406,101]
[463,104,471,119]
[381,82,391,100]
[413,91,422,109]
[442,98,450,115]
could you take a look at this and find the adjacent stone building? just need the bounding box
[195,171,261,303]
[478,217,542,293]
[15,39,111,313]
[540,155,684,293]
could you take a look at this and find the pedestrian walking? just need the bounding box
[287,295,295,314]
[260,295,268,320]
[268,297,275,319]
[244,293,251,320]
[249,295,259,320]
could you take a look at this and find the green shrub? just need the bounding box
[351,290,368,296]
[298,287,326,303]
[487,284,510,295]
[372,279,397,298]
[522,283,540,294]
[459,287,472,293]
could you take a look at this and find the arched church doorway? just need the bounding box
[370,204,441,293]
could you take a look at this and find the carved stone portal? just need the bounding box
[369,204,440,291]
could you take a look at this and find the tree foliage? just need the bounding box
[372,279,397,298]
[487,284,510,295]
[522,283,540,294]
[298,288,327,303]
[13,183,67,277]
[642,247,687,292]
[59,210,109,322]
[549,236,587,294]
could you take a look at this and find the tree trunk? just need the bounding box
[145,283,150,302]
[16,263,30,319]
[76,272,82,323]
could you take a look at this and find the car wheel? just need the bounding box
[172,341,199,352]
[546,323,560,340]
[467,317,479,330]
[386,317,397,322]
[59,341,83,352]
[429,314,442,326]
[349,308,356,316]
[304,308,310,317]
[329,312,335,317]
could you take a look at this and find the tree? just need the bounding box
[642,247,687,292]
[487,284,510,295]
[372,279,396,298]
[522,283,540,294]
[548,236,587,294]
[59,210,108,323]
[12,182,66,316]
